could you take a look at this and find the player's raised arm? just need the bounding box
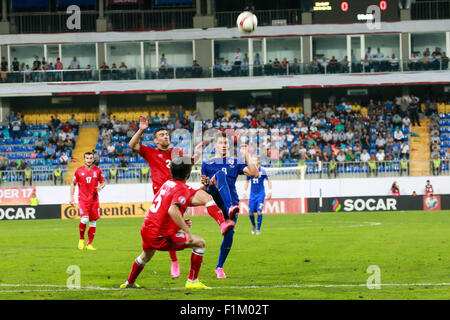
[128,116,149,153]
[168,204,192,244]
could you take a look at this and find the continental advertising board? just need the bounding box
[61,202,152,219]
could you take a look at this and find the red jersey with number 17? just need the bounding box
[142,179,199,237]
[73,165,105,202]
[425,184,434,196]
[139,144,185,194]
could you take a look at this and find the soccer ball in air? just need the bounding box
[236,11,258,34]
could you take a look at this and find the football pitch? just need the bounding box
[0,210,449,300]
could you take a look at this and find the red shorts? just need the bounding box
[79,201,100,220]
[141,227,189,252]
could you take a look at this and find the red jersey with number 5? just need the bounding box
[73,165,105,202]
[139,144,185,194]
[142,179,198,237]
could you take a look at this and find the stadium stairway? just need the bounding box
[65,126,99,184]
[409,118,430,176]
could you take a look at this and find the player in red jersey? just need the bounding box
[128,116,234,278]
[70,151,106,250]
[120,156,221,290]
[425,180,434,196]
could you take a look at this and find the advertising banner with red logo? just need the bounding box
[186,198,308,216]
[423,195,441,211]
[0,187,36,206]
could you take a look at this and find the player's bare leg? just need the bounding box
[185,235,211,290]
[121,250,156,288]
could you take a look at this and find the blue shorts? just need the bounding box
[249,196,265,213]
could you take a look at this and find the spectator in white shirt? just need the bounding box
[336,150,346,162]
[394,127,405,142]
[234,48,243,65]
[375,48,384,59]
[402,116,411,131]
[69,56,80,69]
[401,141,409,156]
[107,142,116,157]
[160,54,167,68]
[376,149,385,162]
[360,149,371,162]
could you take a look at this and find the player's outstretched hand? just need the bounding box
[139,116,149,131]
[69,198,75,206]
[239,143,248,155]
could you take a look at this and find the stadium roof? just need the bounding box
[0,19,449,45]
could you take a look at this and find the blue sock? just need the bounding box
[214,170,233,213]
[216,230,234,269]
[249,213,256,227]
[257,214,263,231]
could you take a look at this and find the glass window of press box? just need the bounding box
[213,39,249,77]
[411,32,446,57]
[61,44,96,69]
[364,34,401,72]
[266,37,301,75]
[312,35,347,74]
[9,45,44,70]
[157,41,194,79]
[46,45,60,68]
[106,42,140,80]
[410,32,448,71]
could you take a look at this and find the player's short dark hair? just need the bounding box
[154,127,167,137]
[170,156,192,181]
[215,131,227,142]
[84,151,94,158]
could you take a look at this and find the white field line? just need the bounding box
[1,282,450,293]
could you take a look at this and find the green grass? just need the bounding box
[0,210,449,300]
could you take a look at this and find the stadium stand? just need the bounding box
[0,111,78,185]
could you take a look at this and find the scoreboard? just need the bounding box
[311,0,399,23]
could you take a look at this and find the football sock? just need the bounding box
[205,200,225,225]
[169,251,178,261]
[87,221,96,245]
[79,222,87,240]
[249,213,256,227]
[127,256,146,284]
[214,170,233,214]
[216,230,234,269]
[188,248,205,282]
[257,214,263,231]
[87,227,96,245]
